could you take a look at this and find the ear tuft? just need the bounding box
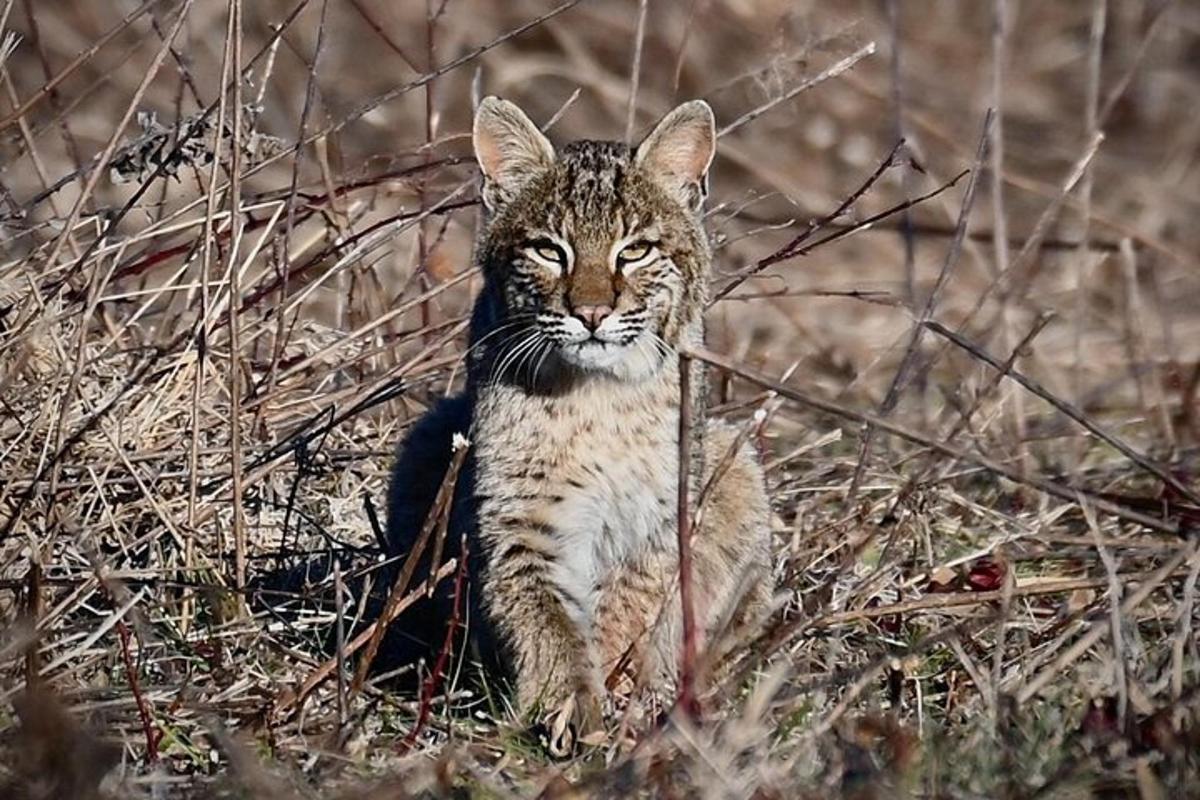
[473,96,555,211]
[635,100,716,211]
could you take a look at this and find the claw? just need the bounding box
[541,694,578,759]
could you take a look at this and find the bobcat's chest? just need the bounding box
[474,378,679,624]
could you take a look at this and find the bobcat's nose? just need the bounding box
[572,304,613,332]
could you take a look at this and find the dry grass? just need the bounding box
[1,0,1199,797]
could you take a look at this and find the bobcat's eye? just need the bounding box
[524,240,568,272]
[534,244,565,263]
[616,240,657,270]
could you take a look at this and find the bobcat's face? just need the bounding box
[488,142,706,378]
[473,99,715,383]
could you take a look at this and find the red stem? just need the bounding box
[401,534,468,751]
[116,620,160,762]
[676,354,700,719]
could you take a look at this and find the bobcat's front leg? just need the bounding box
[598,424,772,690]
[483,519,598,754]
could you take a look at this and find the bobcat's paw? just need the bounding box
[535,692,601,759]
[544,699,577,758]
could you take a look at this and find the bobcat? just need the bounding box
[386,97,771,753]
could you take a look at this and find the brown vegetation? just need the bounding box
[0,0,1198,796]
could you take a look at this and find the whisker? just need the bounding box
[507,336,546,385]
[521,337,551,386]
[648,332,675,362]
[636,336,657,377]
[460,315,537,363]
[490,332,542,387]
[479,329,537,385]
[530,339,554,385]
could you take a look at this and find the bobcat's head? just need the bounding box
[471,97,715,384]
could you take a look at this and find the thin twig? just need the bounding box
[676,353,700,719]
[684,344,1183,536]
[670,0,701,96]
[263,0,331,409]
[0,338,183,543]
[1017,543,1193,703]
[20,0,83,173]
[991,0,1029,474]
[115,620,160,762]
[923,319,1200,507]
[346,0,422,71]
[325,0,587,141]
[1173,544,1200,700]
[0,0,166,132]
[351,433,470,691]
[1082,496,1129,728]
[40,1,195,521]
[223,0,248,595]
[1071,0,1106,465]
[333,561,347,728]
[22,563,41,687]
[847,110,993,501]
[18,1,311,307]
[274,558,460,717]
[401,534,468,752]
[886,0,917,309]
[712,139,943,304]
[624,0,648,143]
[717,43,876,137]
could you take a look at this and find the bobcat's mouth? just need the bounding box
[530,309,663,379]
[556,333,664,380]
[561,337,623,364]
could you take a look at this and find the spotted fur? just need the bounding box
[386,98,771,749]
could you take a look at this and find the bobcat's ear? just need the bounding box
[635,100,716,211]
[473,96,555,211]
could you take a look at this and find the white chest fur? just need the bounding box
[474,374,679,626]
